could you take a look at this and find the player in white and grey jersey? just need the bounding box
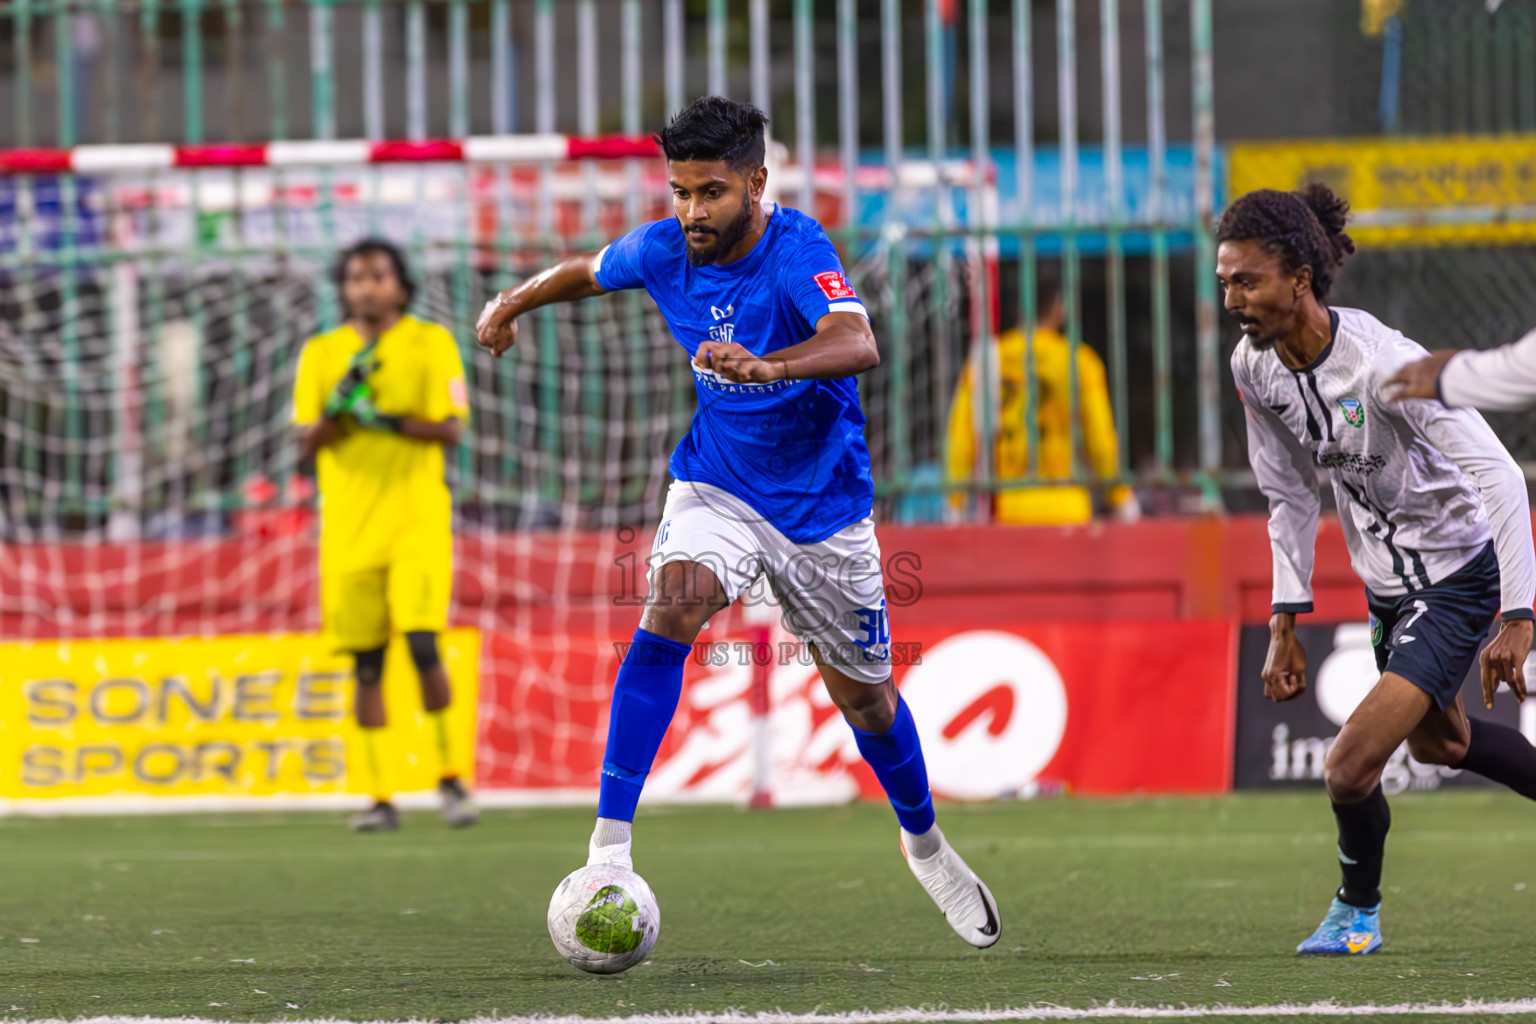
[1234,306,1534,610]
[1221,184,1536,957]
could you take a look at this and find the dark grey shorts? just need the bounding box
[1367,542,1500,711]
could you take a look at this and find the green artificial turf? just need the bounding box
[0,791,1534,1020]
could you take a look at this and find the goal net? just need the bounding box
[0,153,985,808]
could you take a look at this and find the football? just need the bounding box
[546,863,661,974]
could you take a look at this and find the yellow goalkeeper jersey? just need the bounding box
[945,325,1130,525]
[292,315,470,572]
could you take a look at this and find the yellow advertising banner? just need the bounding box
[0,631,479,801]
[1228,136,1536,247]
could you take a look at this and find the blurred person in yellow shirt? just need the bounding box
[945,272,1139,525]
[291,239,477,832]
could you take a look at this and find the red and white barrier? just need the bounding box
[0,134,660,175]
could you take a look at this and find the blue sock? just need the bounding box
[852,696,936,835]
[596,628,692,822]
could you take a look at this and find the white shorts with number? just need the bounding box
[650,480,892,684]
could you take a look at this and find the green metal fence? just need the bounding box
[3,2,1534,539]
[28,1,1535,538]
[0,0,1235,537]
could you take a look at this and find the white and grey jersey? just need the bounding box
[1232,306,1536,620]
[1440,326,1536,412]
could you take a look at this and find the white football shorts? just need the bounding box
[650,479,893,684]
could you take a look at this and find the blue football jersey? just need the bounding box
[593,204,875,544]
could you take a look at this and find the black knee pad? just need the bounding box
[354,646,387,686]
[405,631,442,673]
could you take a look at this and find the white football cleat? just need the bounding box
[587,836,634,871]
[902,827,1001,949]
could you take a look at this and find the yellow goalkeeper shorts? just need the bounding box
[321,545,453,652]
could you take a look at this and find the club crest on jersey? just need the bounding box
[1338,396,1365,428]
[814,271,856,300]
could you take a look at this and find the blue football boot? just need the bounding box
[1296,896,1381,955]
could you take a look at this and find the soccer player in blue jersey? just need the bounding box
[475,96,1000,948]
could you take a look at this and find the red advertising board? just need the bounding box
[5,518,1264,805]
[477,618,1237,800]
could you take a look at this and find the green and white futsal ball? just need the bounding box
[547,864,660,974]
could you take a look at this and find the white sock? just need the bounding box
[591,816,632,849]
[902,824,942,860]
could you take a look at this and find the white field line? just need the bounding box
[17,1003,1536,1023]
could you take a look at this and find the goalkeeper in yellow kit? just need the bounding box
[945,273,1140,525]
[291,239,478,832]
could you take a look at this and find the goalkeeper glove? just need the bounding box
[347,392,404,433]
[323,349,381,419]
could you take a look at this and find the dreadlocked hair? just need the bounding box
[1216,183,1356,300]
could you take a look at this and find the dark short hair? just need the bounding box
[655,95,769,173]
[1215,183,1356,300]
[333,238,416,314]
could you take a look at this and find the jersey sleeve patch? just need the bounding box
[448,374,468,409]
[814,270,857,300]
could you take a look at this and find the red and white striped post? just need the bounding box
[0,134,659,175]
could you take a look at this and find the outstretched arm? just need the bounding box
[1439,328,1536,411]
[1384,328,1536,411]
[475,253,605,358]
